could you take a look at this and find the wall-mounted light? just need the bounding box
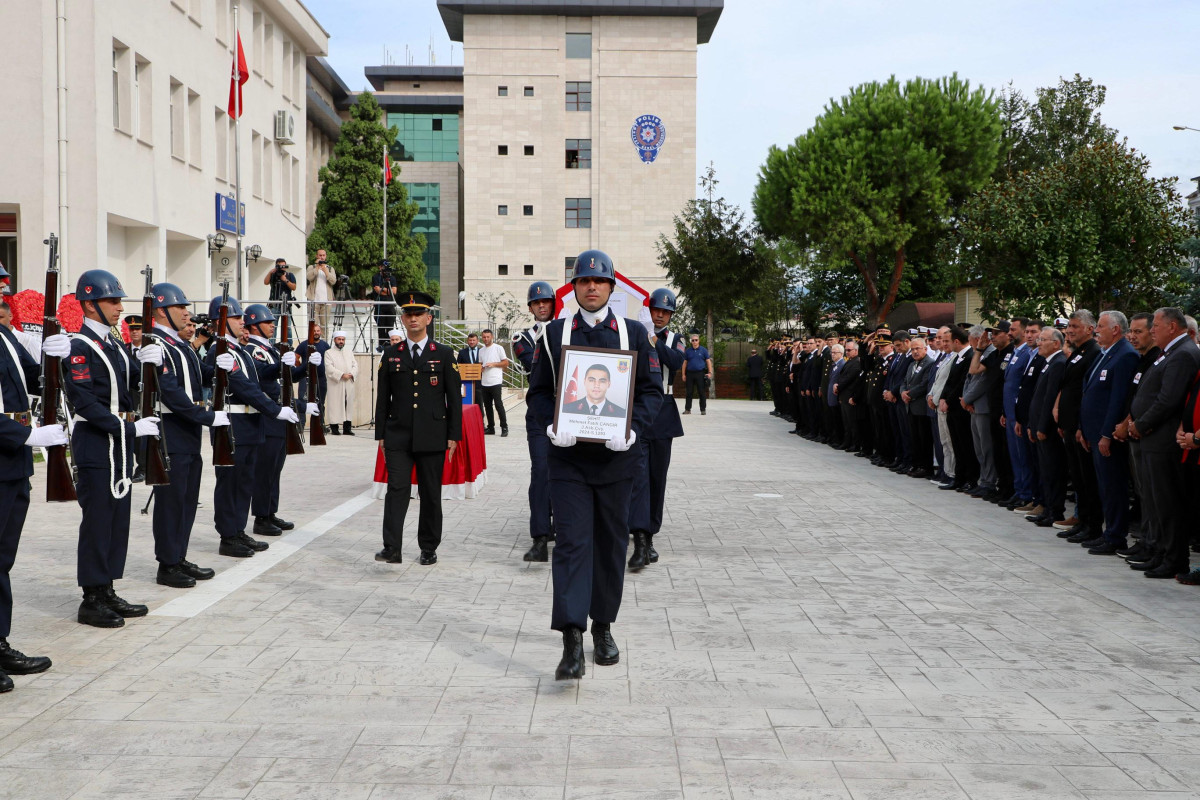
[247,244,263,262]
[207,232,227,257]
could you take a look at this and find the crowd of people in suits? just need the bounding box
[764,308,1200,584]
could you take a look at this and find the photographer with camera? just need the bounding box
[262,257,297,320]
[306,249,337,332]
[371,260,399,353]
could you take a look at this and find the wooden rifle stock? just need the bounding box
[306,320,326,446]
[211,285,236,466]
[40,234,77,502]
[277,315,305,455]
[139,267,171,485]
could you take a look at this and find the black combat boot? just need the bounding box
[555,628,585,680]
[646,535,659,564]
[0,639,52,675]
[591,622,620,666]
[78,587,124,628]
[523,536,549,562]
[343,421,354,436]
[628,532,648,571]
[102,584,148,618]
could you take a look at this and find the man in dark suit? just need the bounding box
[823,343,846,447]
[375,290,463,567]
[900,337,937,477]
[1013,326,1047,517]
[456,332,483,408]
[803,337,826,440]
[939,327,979,490]
[1112,313,1160,562]
[1056,310,1102,542]
[746,348,764,401]
[1028,328,1068,526]
[1127,307,1200,578]
[1077,310,1140,555]
[884,332,912,470]
[834,340,863,451]
[867,333,895,465]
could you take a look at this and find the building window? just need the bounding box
[169,79,185,158]
[188,89,201,165]
[412,83,420,88]
[263,134,273,204]
[498,145,508,156]
[263,23,275,83]
[498,264,508,276]
[498,85,508,96]
[565,33,591,58]
[565,139,591,169]
[523,264,534,276]
[112,43,130,132]
[523,205,533,216]
[565,198,591,228]
[291,157,300,217]
[215,0,229,43]
[252,12,263,75]
[432,118,443,131]
[565,257,576,282]
[403,182,441,282]
[281,41,293,100]
[524,86,534,97]
[215,108,228,181]
[566,81,591,111]
[497,205,508,216]
[524,145,534,156]
[252,130,262,197]
[134,55,153,142]
[388,112,459,162]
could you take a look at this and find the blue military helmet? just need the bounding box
[571,249,616,283]
[151,282,189,309]
[243,303,276,327]
[76,269,126,300]
[0,261,9,279]
[207,295,244,319]
[648,288,677,313]
[527,281,555,304]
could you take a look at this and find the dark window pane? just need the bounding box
[523,205,533,216]
[498,205,508,215]
[498,264,508,275]
[498,145,508,155]
[524,86,534,97]
[523,264,534,276]
[498,85,508,96]
[524,145,534,156]
[565,33,591,58]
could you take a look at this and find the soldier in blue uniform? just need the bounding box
[203,296,310,559]
[628,287,686,571]
[512,281,558,562]
[0,306,70,689]
[242,304,310,536]
[526,250,663,680]
[143,283,230,588]
[65,270,162,627]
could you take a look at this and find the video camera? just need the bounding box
[191,313,215,340]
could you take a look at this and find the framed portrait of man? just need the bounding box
[552,345,637,443]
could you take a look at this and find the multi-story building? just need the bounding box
[436,0,723,318]
[0,1,328,306]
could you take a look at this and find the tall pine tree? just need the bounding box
[307,92,428,298]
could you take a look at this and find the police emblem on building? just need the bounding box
[631,114,666,164]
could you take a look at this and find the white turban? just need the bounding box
[388,329,402,337]
[332,330,348,340]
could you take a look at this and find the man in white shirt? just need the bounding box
[306,249,336,332]
[478,328,510,436]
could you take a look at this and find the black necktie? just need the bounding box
[591,404,598,415]
[412,343,420,361]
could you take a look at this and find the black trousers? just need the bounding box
[252,434,286,518]
[685,370,707,411]
[824,403,843,444]
[947,409,979,484]
[990,412,1012,493]
[1092,442,1131,546]
[480,384,507,430]
[214,445,258,540]
[76,467,132,587]
[383,447,445,554]
[840,403,858,449]
[0,478,30,638]
[153,451,203,566]
[527,431,553,539]
[890,402,911,465]
[871,403,893,461]
[1064,434,1102,529]
[1141,448,1189,569]
[550,475,632,631]
[629,437,673,536]
[749,377,764,400]
[1037,433,1068,520]
[908,413,933,469]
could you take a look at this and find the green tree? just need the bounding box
[307,91,426,297]
[754,74,1002,327]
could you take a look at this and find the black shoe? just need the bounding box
[237,532,269,552]
[102,585,148,618]
[1130,558,1161,572]
[937,481,958,490]
[156,563,196,589]
[219,537,255,558]
[701,410,706,415]
[268,515,295,531]
[628,532,648,571]
[0,640,52,675]
[1089,542,1125,556]
[78,588,124,628]
[1119,544,1148,559]
[501,427,509,437]
[179,560,215,580]
[1079,537,1106,549]
[0,672,10,693]
[591,622,620,666]
[1066,530,1093,544]
[1146,564,1182,579]
[1035,516,1059,528]
[647,535,659,564]
[252,516,283,537]
[555,628,585,680]
[484,427,496,435]
[375,547,403,564]
[344,425,355,436]
[956,482,977,493]
[523,537,549,563]
[419,550,438,565]
[329,427,341,435]
[909,468,931,479]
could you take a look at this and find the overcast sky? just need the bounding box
[305,0,1200,215]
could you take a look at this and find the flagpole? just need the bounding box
[382,141,388,263]
[233,4,243,300]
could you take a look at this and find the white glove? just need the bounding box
[42,334,72,359]
[25,423,69,448]
[605,429,637,452]
[211,410,231,427]
[134,416,160,437]
[216,353,236,371]
[136,343,164,366]
[306,402,320,417]
[546,424,577,448]
[276,407,299,424]
[281,352,298,367]
[308,352,323,366]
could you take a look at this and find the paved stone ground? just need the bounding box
[4,398,1200,799]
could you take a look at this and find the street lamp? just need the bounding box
[1173,125,1200,133]
[247,244,263,262]
[206,232,227,257]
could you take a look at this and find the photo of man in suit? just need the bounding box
[562,364,626,418]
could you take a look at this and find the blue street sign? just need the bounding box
[215,194,246,235]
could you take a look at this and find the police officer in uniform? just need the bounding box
[144,283,230,588]
[242,304,306,536]
[527,250,662,680]
[204,296,308,559]
[628,287,685,571]
[65,270,161,627]
[866,331,895,465]
[375,290,462,565]
[0,317,71,689]
[512,281,557,562]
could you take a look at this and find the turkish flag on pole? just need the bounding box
[227,33,248,119]
[384,153,393,184]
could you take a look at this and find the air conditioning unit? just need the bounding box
[274,110,296,145]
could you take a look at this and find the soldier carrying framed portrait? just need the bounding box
[551,345,637,444]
